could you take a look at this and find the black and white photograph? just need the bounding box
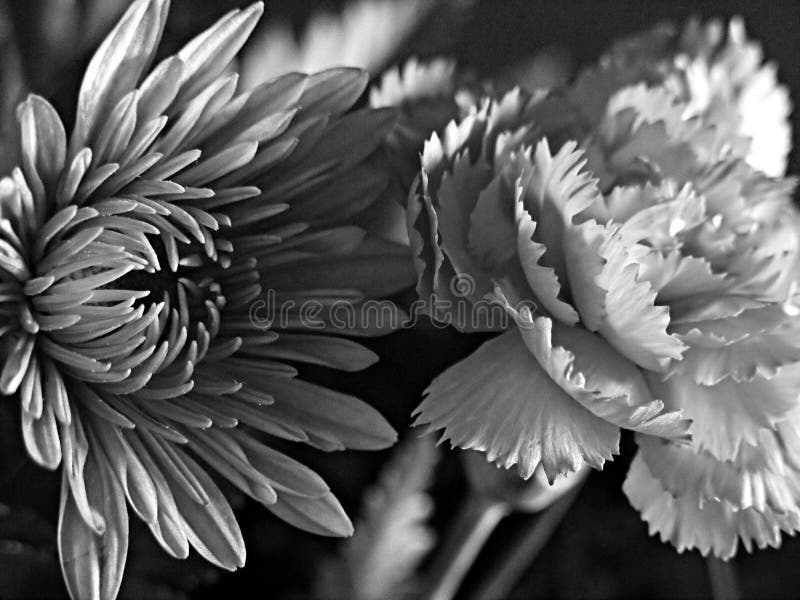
[0,0,799,598]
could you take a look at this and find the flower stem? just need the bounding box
[468,482,583,600]
[421,494,509,600]
[706,557,741,600]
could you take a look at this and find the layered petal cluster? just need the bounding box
[360,58,469,245]
[408,17,800,559]
[0,1,412,597]
[409,91,693,481]
[570,16,792,177]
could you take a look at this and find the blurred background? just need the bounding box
[0,1,798,598]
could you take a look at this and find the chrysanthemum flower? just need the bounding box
[0,0,413,597]
[408,16,800,559]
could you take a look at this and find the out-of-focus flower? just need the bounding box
[571,16,792,177]
[0,0,414,597]
[240,0,435,91]
[0,1,25,172]
[371,58,463,185]
[364,57,478,245]
[407,16,800,559]
[316,436,438,600]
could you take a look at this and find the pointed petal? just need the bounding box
[71,0,168,154]
[514,199,580,325]
[260,377,397,451]
[18,95,66,202]
[166,447,245,571]
[268,490,353,537]
[22,403,62,469]
[175,3,263,105]
[58,445,129,600]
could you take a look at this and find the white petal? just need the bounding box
[648,366,800,461]
[414,329,619,481]
[624,453,799,560]
[515,314,691,440]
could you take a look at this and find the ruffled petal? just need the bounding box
[514,194,579,325]
[414,329,620,481]
[668,319,800,385]
[519,140,603,282]
[435,151,494,290]
[638,250,729,303]
[467,168,518,272]
[636,427,800,515]
[648,365,800,461]
[616,183,706,250]
[623,452,800,560]
[506,308,691,440]
[565,219,686,371]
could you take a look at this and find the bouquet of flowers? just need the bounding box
[0,1,796,598]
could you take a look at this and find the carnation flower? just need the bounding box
[0,0,413,597]
[408,92,693,480]
[570,16,792,177]
[408,17,800,559]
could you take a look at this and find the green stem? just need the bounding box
[420,494,509,600]
[706,557,741,600]
[469,480,584,600]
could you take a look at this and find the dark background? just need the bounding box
[1,1,799,598]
